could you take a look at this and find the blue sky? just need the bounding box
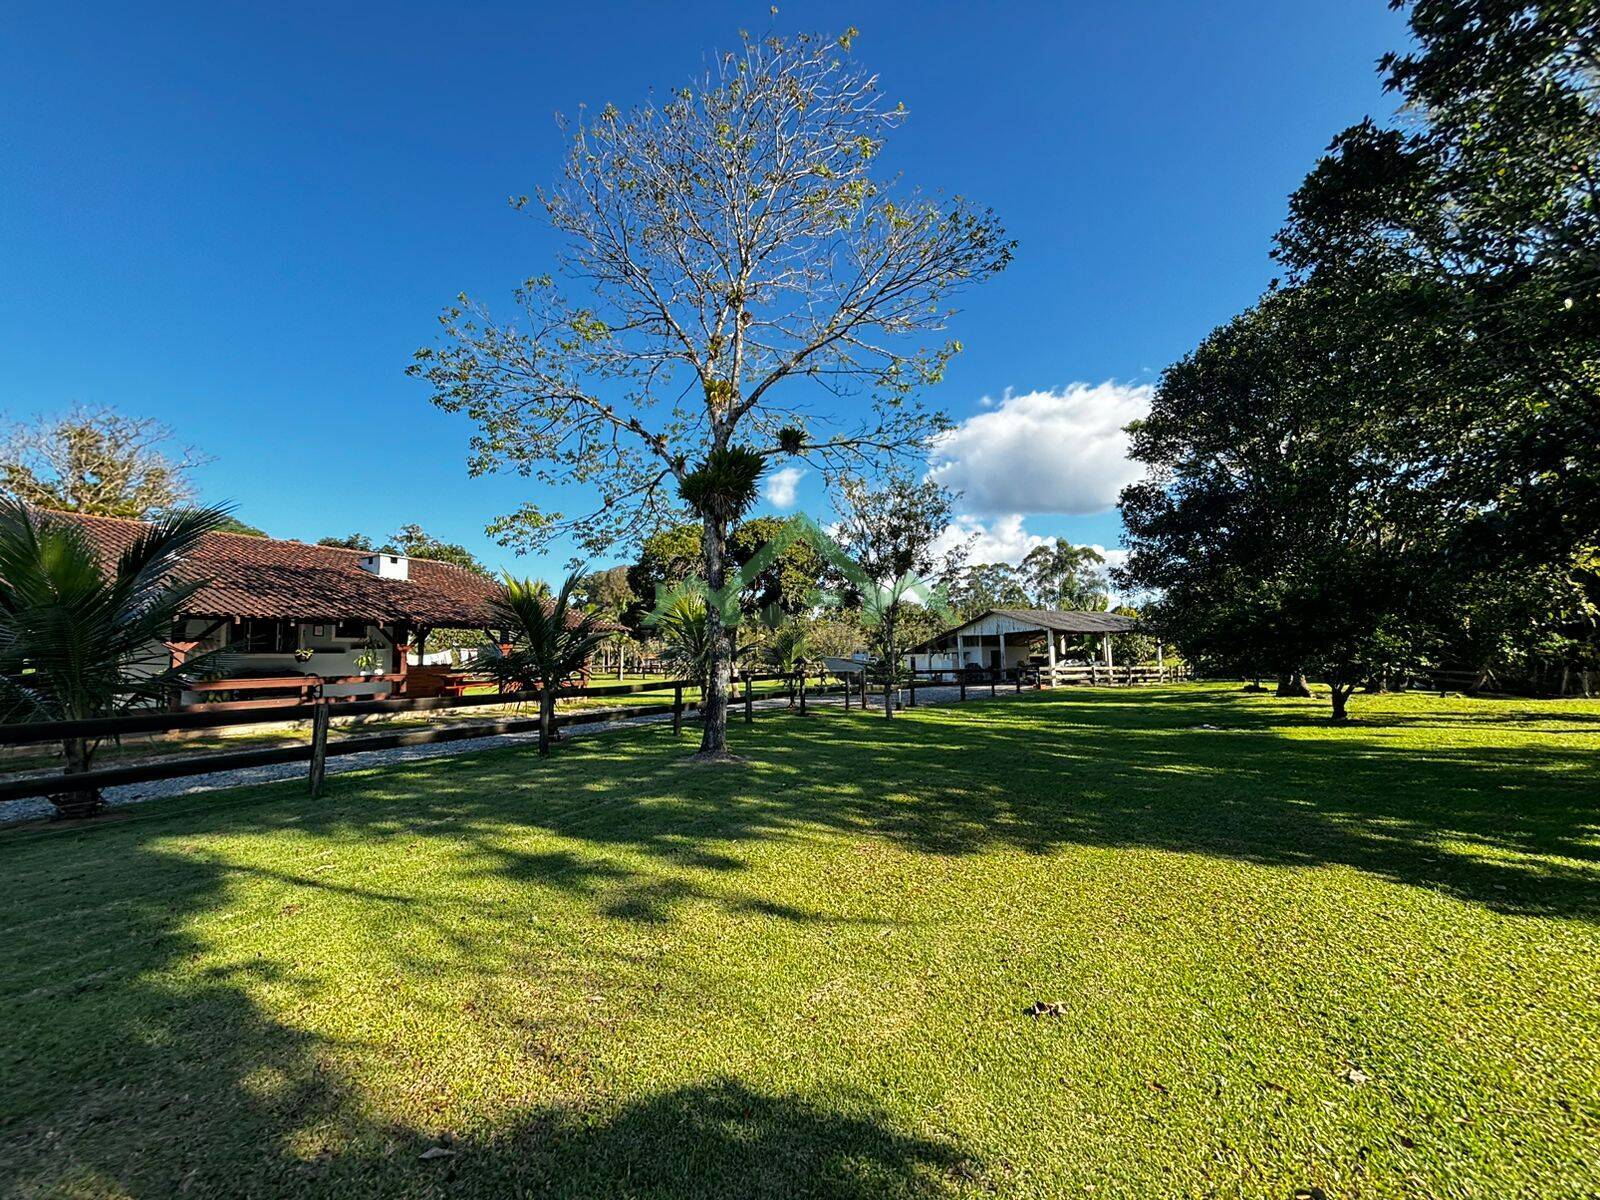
[0,2,1408,578]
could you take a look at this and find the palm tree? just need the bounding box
[651,590,718,693]
[485,571,610,756]
[0,499,230,818]
[756,605,811,704]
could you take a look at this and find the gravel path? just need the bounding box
[1,682,1001,824]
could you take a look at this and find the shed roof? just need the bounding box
[910,608,1138,652]
[39,509,504,629]
[981,608,1137,634]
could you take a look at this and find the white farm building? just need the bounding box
[907,608,1143,675]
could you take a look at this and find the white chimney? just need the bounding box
[358,552,410,581]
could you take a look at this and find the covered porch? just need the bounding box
[907,608,1162,684]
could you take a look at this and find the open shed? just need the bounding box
[908,608,1143,675]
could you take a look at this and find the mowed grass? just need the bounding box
[2,685,1597,1198]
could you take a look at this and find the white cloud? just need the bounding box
[1088,544,1129,575]
[763,466,806,509]
[930,513,1047,566]
[928,382,1152,515]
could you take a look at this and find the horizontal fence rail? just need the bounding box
[0,673,834,804]
[1,663,1195,807]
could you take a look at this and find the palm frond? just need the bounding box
[0,501,227,724]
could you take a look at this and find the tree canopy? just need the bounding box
[412,28,1010,757]
[0,407,209,519]
[1118,0,1600,714]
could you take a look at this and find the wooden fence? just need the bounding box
[0,672,830,805]
[1,662,1197,807]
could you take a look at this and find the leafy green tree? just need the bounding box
[575,566,641,676]
[731,516,828,616]
[829,470,961,718]
[1277,0,1599,571]
[382,524,492,576]
[412,29,1010,759]
[631,517,828,624]
[627,523,713,618]
[1120,284,1454,720]
[1,407,209,519]
[1020,540,1109,610]
[484,572,609,756]
[0,499,231,817]
[1108,604,1156,667]
[946,563,1029,618]
[214,516,267,537]
[317,533,376,551]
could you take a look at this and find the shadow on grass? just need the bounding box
[396,1080,972,1198]
[285,685,1595,926]
[1,832,966,1197]
[23,685,1594,927]
[3,684,1597,1192]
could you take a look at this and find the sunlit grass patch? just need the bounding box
[2,685,1597,1197]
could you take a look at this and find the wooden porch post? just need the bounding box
[1045,628,1057,686]
[391,623,411,696]
[164,640,199,710]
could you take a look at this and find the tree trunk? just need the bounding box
[52,736,104,820]
[1276,671,1313,698]
[1329,685,1354,722]
[537,688,554,756]
[697,512,734,759]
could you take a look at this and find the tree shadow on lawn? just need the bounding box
[1,825,968,1197]
[325,685,1600,925]
[2,685,1595,1193]
[383,1079,974,1199]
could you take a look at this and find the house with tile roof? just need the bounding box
[42,509,510,701]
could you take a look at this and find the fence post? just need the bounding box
[959,673,967,702]
[908,673,916,708]
[990,672,997,699]
[744,673,754,723]
[860,669,868,709]
[1016,670,1024,694]
[307,689,330,798]
[843,673,850,710]
[673,683,683,737]
[798,671,807,715]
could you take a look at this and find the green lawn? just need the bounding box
[2,685,1597,1198]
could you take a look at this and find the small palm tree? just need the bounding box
[0,499,230,818]
[651,590,718,692]
[486,571,610,756]
[756,605,810,704]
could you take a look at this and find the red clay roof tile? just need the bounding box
[40,510,505,629]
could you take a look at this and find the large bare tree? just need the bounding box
[0,406,208,519]
[411,29,1011,758]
